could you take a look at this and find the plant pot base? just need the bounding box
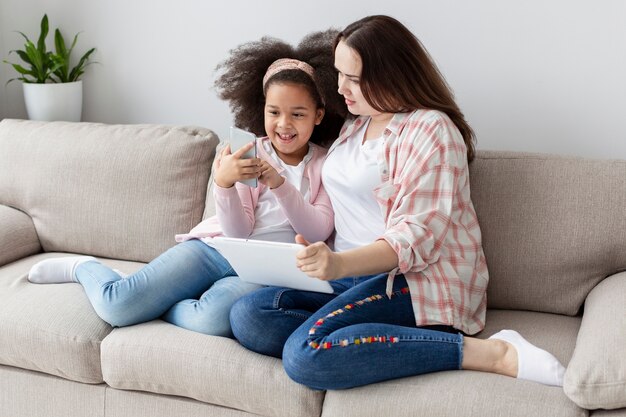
[23,81,83,122]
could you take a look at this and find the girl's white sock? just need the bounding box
[28,256,97,284]
[489,329,566,387]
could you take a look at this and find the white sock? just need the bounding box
[28,256,97,284]
[489,329,566,387]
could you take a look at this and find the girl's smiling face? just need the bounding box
[264,82,324,166]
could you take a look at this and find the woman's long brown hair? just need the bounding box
[335,15,476,161]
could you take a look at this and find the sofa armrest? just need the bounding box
[564,272,626,409]
[0,204,41,267]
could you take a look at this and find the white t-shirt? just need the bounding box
[322,121,385,252]
[248,147,311,243]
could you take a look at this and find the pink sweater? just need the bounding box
[175,137,334,243]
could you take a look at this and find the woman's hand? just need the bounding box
[258,160,285,189]
[295,235,345,281]
[297,237,400,281]
[213,143,262,188]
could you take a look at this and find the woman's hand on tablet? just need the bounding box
[295,235,344,281]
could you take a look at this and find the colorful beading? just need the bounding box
[306,287,410,350]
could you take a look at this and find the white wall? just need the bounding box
[1,0,625,159]
[0,4,6,122]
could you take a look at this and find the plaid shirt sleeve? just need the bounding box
[375,111,488,334]
[379,112,468,274]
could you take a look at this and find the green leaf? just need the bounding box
[78,47,96,64]
[54,29,67,57]
[5,77,32,86]
[16,31,32,44]
[52,29,70,82]
[68,47,96,81]
[24,42,41,70]
[69,33,80,53]
[3,60,36,80]
[49,55,64,70]
[48,55,65,82]
[7,62,34,76]
[24,41,44,76]
[9,49,33,65]
[37,14,49,54]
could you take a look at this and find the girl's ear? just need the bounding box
[315,108,325,125]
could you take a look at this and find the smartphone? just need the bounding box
[229,126,257,188]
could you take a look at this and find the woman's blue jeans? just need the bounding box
[230,273,463,390]
[75,239,261,337]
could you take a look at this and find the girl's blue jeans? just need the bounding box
[75,239,261,337]
[230,273,463,390]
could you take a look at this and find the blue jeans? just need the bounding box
[230,273,463,390]
[75,239,261,337]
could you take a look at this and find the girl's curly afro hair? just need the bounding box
[214,29,348,148]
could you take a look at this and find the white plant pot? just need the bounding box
[23,81,83,122]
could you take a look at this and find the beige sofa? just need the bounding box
[0,118,625,417]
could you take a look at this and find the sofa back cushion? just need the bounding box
[0,119,218,263]
[469,150,626,315]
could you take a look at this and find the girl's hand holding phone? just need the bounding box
[258,160,285,189]
[213,143,262,188]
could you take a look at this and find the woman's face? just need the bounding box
[334,40,380,118]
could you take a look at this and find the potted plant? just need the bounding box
[3,14,96,122]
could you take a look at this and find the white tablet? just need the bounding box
[211,237,334,294]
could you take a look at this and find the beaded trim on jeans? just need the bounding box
[307,287,410,350]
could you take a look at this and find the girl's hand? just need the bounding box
[295,235,344,281]
[213,143,262,188]
[258,160,285,189]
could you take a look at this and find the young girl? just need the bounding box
[27,29,347,338]
[230,15,566,389]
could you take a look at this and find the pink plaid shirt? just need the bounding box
[328,110,489,335]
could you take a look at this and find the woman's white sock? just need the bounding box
[28,256,97,284]
[489,329,566,387]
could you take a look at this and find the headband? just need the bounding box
[262,58,316,88]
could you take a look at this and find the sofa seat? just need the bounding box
[101,321,325,417]
[0,249,588,417]
[0,253,146,384]
[322,310,585,417]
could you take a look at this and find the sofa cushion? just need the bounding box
[321,310,583,417]
[322,370,583,417]
[477,309,581,365]
[0,119,219,263]
[101,321,325,417]
[0,204,41,267]
[201,171,217,220]
[0,253,146,383]
[470,151,626,316]
[0,364,106,417]
[564,272,626,410]
[106,389,257,417]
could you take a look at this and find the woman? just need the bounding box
[229,15,565,389]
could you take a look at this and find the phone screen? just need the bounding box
[229,126,257,187]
